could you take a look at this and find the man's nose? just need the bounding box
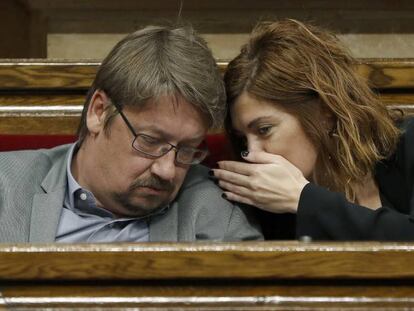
[150,150,176,182]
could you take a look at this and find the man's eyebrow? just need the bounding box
[137,126,205,144]
[179,135,206,145]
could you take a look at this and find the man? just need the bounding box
[0,25,262,242]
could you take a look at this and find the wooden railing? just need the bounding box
[0,59,414,135]
[1,242,414,310]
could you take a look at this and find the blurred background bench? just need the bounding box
[0,59,413,166]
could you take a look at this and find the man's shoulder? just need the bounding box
[176,164,231,212]
[179,164,223,196]
[173,164,263,241]
[0,144,71,177]
[181,164,212,187]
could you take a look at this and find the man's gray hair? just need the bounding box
[77,24,226,144]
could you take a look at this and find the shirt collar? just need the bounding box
[66,142,82,210]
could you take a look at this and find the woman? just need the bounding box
[212,19,414,240]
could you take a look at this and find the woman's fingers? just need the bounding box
[213,166,251,188]
[214,155,309,214]
[219,180,252,198]
[222,191,255,206]
[216,160,254,175]
[243,150,289,165]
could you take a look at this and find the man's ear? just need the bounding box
[86,90,110,135]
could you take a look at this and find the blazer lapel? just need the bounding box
[149,202,178,241]
[29,147,70,242]
[30,190,66,242]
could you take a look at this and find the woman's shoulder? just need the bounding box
[399,116,414,132]
[386,116,414,172]
[396,117,414,153]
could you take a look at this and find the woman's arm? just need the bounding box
[297,183,414,241]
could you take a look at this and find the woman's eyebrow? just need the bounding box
[247,116,274,130]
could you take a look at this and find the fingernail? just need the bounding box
[208,170,215,176]
[221,193,228,199]
[241,150,249,157]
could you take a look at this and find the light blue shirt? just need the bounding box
[55,143,150,242]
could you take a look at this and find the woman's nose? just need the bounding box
[246,137,264,152]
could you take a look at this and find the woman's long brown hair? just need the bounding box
[224,19,401,201]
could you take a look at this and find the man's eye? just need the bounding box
[258,126,272,135]
[141,135,160,145]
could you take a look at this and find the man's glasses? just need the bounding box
[111,101,209,165]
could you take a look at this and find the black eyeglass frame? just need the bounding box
[111,101,209,165]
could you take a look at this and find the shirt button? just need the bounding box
[79,193,87,201]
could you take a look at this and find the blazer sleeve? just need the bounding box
[223,203,264,241]
[296,182,414,241]
[176,164,263,241]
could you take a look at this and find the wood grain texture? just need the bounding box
[0,94,85,106]
[1,242,414,280]
[0,59,414,89]
[1,242,414,309]
[356,59,414,89]
[0,61,98,89]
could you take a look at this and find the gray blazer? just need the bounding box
[0,144,262,242]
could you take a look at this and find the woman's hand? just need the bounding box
[213,151,309,213]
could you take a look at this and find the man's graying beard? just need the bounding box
[113,175,175,217]
[129,175,174,192]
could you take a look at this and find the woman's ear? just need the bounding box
[320,106,336,133]
[86,90,110,135]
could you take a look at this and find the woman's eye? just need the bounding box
[258,126,272,135]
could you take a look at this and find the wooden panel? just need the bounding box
[1,242,414,310]
[2,283,414,309]
[380,93,414,105]
[0,94,85,106]
[21,0,414,35]
[24,0,414,10]
[1,242,414,280]
[1,60,414,90]
[0,61,99,89]
[0,0,30,58]
[356,59,414,89]
[0,116,80,135]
